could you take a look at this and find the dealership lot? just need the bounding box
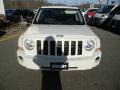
[0,26,120,90]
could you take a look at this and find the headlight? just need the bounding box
[24,39,34,50]
[84,40,95,51]
[88,15,92,18]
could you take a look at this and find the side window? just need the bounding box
[110,6,120,15]
[94,9,98,12]
[36,9,42,23]
[116,6,120,15]
[77,11,84,24]
[88,10,94,13]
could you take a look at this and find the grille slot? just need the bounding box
[57,41,62,56]
[64,41,69,56]
[37,40,82,56]
[37,41,41,54]
[43,41,48,55]
[71,41,76,55]
[50,41,55,55]
[78,41,82,55]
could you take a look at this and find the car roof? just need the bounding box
[88,8,99,10]
[41,6,78,9]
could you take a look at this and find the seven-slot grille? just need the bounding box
[37,40,82,56]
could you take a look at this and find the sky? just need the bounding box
[47,0,116,5]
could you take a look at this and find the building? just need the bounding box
[0,0,5,25]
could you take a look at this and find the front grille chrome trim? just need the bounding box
[37,40,82,56]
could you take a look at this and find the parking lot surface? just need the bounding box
[0,26,120,90]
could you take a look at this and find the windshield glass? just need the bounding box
[97,5,114,13]
[33,8,85,25]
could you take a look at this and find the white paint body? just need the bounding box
[17,6,102,71]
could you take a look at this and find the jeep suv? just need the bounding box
[17,6,102,71]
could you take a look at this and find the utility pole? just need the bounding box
[99,0,103,7]
[76,0,77,6]
[107,0,109,5]
[64,0,66,5]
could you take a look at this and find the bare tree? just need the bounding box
[4,0,49,9]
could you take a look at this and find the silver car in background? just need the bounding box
[108,5,120,30]
[93,5,117,26]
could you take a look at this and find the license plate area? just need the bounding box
[50,62,68,70]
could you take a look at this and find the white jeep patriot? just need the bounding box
[17,6,102,71]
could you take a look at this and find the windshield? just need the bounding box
[33,8,85,25]
[97,5,114,13]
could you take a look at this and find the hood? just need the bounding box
[24,24,96,38]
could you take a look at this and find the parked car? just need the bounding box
[84,8,99,24]
[108,5,120,30]
[17,6,102,71]
[32,9,38,14]
[6,9,34,22]
[93,5,117,26]
[81,9,87,15]
[5,9,15,21]
[22,9,34,19]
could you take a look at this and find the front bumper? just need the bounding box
[94,17,106,25]
[17,49,102,71]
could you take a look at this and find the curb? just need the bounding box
[0,24,27,42]
[0,33,21,42]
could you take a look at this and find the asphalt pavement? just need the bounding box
[0,26,120,90]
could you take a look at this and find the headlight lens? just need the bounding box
[88,15,92,18]
[84,40,95,51]
[24,39,34,50]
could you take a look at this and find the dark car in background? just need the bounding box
[5,9,34,22]
[5,9,15,21]
[12,9,34,22]
[84,8,98,24]
[93,5,116,25]
[108,5,120,31]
